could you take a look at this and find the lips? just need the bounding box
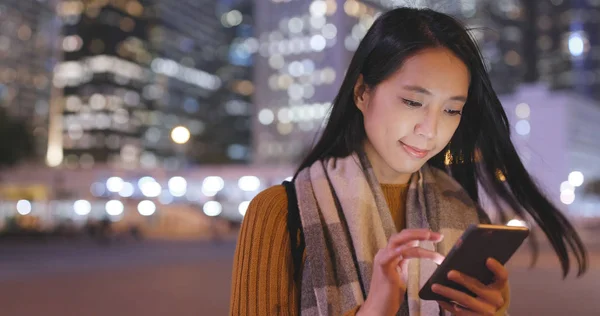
[400,141,430,159]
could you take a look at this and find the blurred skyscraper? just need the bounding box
[362,0,526,94]
[0,0,62,159]
[50,0,154,169]
[48,0,254,169]
[533,0,600,100]
[149,0,254,166]
[252,0,525,164]
[253,0,362,164]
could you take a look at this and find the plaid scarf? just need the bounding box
[294,152,484,315]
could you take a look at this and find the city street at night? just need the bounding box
[1,0,600,315]
[0,237,598,316]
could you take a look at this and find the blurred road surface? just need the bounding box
[0,236,598,316]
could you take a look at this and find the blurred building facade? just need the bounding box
[0,0,62,159]
[253,0,368,164]
[252,0,526,164]
[48,0,254,170]
[147,0,254,167]
[51,0,154,169]
[534,0,600,100]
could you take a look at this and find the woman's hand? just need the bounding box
[433,258,509,316]
[358,229,445,316]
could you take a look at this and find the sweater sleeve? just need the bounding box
[229,185,301,315]
[229,185,363,315]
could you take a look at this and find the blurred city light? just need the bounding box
[515,120,531,136]
[106,177,124,193]
[560,181,575,193]
[203,201,222,217]
[16,200,32,215]
[221,10,243,28]
[105,200,124,216]
[74,200,92,216]
[138,200,156,216]
[238,201,250,216]
[168,176,187,197]
[140,180,162,198]
[151,58,221,90]
[560,190,576,205]
[171,126,191,144]
[310,0,327,17]
[202,176,225,196]
[568,171,584,187]
[119,182,135,198]
[138,177,156,188]
[46,143,64,167]
[515,103,530,119]
[568,32,587,57]
[238,176,261,192]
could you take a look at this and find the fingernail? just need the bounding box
[447,270,460,279]
[432,284,440,292]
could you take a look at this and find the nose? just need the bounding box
[414,109,439,139]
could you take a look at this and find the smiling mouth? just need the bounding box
[399,141,430,159]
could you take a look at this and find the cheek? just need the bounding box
[365,103,404,140]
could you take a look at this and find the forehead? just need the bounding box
[385,47,470,95]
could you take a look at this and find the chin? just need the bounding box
[390,163,423,176]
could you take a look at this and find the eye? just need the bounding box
[445,109,463,116]
[402,98,422,107]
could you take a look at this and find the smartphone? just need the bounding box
[419,224,529,302]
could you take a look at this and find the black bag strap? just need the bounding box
[282,180,305,283]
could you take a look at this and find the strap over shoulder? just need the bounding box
[282,180,305,283]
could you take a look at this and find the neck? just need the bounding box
[362,141,411,185]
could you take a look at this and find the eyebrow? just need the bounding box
[402,85,467,102]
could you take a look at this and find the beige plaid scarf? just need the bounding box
[294,152,485,315]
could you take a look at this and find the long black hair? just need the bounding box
[294,7,587,277]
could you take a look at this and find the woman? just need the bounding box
[230,7,587,316]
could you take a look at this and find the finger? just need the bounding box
[388,229,444,248]
[388,240,419,251]
[376,247,404,266]
[438,301,456,313]
[447,271,504,308]
[431,284,495,315]
[378,244,443,266]
[451,303,481,316]
[399,246,445,265]
[438,301,479,316]
[487,258,509,289]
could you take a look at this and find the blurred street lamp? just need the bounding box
[171,126,191,144]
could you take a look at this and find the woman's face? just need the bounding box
[355,47,470,184]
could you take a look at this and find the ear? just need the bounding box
[353,74,370,113]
